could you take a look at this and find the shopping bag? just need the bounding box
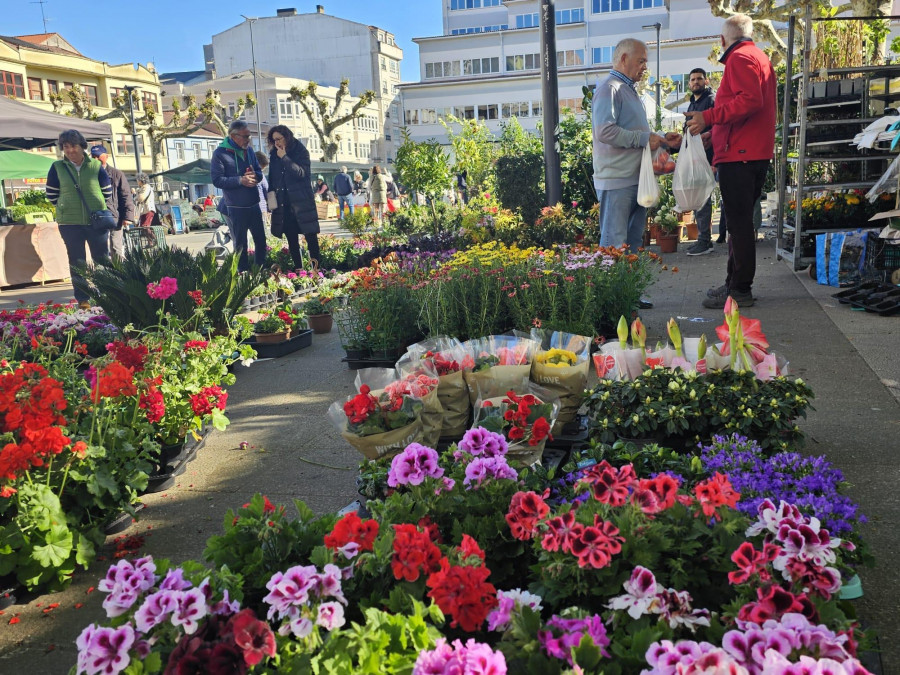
[816,230,869,287]
[637,143,660,208]
[387,198,397,213]
[672,131,715,212]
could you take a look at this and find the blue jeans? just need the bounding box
[694,195,713,245]
[59,224,110,302]
[597,185,646,252]
[337,194,353,220]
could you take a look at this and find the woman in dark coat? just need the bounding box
[267,125,321,269]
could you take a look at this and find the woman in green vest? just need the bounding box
[45,129,114,307]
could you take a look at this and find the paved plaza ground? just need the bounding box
[0,228,898,673]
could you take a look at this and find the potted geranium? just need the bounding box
[253,314,289,343]
[473,388,559,465]
[303,296,333,334]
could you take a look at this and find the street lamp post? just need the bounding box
[539,0,562,207]
[122,85,142,176]
[241,15,264,150]
[642,22,662,130]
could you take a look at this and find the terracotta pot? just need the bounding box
[649,222,662,243]
[685,222,699,241]
[657,232,679,253]
[307,313,333,334]
[255,330,289,344]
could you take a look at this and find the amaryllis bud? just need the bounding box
[667,318,683,357]
[617,316,629,349]
[697,334,707,359]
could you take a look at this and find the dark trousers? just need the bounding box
[718,160,769,294]
[286,231,320,269]
[230,205,267,272]
[59,224,110,303]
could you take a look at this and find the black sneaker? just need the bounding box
[702,290,755,309]
[638,298,654,309]
[686,241,714,256]
[707,284,728,298]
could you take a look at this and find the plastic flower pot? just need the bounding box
[307,313,333,334]
[254,330,289,344]
[657,231,680,253]
[839,574,863,600]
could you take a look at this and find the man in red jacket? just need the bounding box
[685,13,775,309]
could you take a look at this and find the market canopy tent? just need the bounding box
[0,96,112,150]
[641,93,685,131]
[152,158,212,184]
[0,150,54,180]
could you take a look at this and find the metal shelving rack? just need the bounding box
[776,8,900,270]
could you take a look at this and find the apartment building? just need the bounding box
[170,70,384,166]
[0,32,164,176]
[207,6,403,164]
[400,0,723,143]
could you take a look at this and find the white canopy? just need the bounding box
[641,93,685,131]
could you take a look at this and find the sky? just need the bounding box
[0,0,442,83]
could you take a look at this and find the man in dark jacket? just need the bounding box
[686,13,775,308]
[90,145,134,260]
[211,120,265,272]
[333,166,354,222]
[684,69,718,256]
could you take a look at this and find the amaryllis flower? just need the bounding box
[146,277,178,300]
[716,314,770,364]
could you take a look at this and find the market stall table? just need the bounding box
[0,222,69,287]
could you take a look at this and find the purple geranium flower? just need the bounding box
[387,443,444,487]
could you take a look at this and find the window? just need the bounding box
[424,61,461,79]
[516,9,583,28]
[593,46,613,64]
[117,134,146,156]
[592,0,661,12]
[192,142,201,159]
[142,92,158,112]
[278,98,293,118]
[208,141,217,154]
[506,53,541,72]
[48,79,59,95]
[515,13,537,29]
[27,77,43,100]
[83,85,98,106]
[174,142,185,162]
[477,104,498,121]
[381,57,386,71]
[449,0,501,8]
[531,100,542,117]
[382,84,388,94]
[63,82,73,90]
[558,98,584,114]
[421,108,437,124]
[0,71,25,98]
[268,98,277,119]
[454,105,475,120]
[502,102,530,118]
[405,109,419,125]
[556,49,585,67]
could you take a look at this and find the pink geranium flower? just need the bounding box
[147,277,178,300]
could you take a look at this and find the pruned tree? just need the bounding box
[394,128,453,233]
[289,78,376,162]
[707,0,893,64]
[49,86,256,176]
[440,115,498,198]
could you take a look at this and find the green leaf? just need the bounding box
[75,533,96,569]
[32,524,74,569]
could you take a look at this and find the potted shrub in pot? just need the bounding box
[253,314,289,343]
[303,296,333,334]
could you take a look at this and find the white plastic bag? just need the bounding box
[672,132,715,212]
[637,143,660,208]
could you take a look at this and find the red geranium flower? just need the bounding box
[324,512,379,553]
[426,558,498,632]
[506,491,550,541]
[229,608,276,667]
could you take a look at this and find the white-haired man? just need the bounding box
[592,37,681,309]
[685,13,775,309]
[333,165,354,221]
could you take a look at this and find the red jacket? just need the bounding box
[705,39,776,165]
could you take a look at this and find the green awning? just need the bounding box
[151,158,212,184]
[0,150,55,180]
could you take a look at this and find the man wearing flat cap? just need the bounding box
[90,145,134,260]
